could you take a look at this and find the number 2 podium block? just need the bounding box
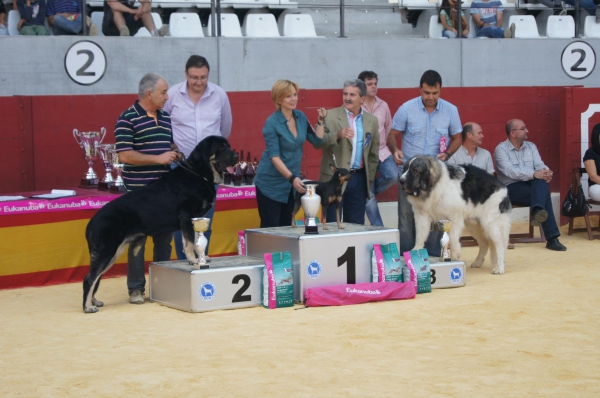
[245,224,399,303]
[149,256,265,313]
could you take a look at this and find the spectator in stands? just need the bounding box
[563,0,600,22]
[387,70,462,256]
[358,70,396,227]
[102,0,168,36]
[314,79,380,226]
[46,0,98,36]
[447,122,494,174]
[440,0,469,38]
[17,0,49,35]
[114,73,183,304]
[583,124,600,201]
[164,55,232,259]
[470,0,516,38]
[494,118,567,251]
[254,80,325,228]
[0,1,7,35]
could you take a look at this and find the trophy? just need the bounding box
[191,217,211,268]
[73,128,106,188]
[301,184,320,234]
[109,150,127,194]
[97,144,115,191]
[437,220,453,262]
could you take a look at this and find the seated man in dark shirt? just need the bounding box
[17,0,49,35]
[102,0,167,37]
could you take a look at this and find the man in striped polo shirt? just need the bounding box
[115,73,183,305]
[46,0,98,36]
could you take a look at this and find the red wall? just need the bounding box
[0,86,571,205]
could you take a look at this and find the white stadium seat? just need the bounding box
[169,13,204,37]
[8,10,21,36]
[281,14,317,37]
[134,13,164,37]
[428,14,445,38]
[207,13,242,37]
[584,15,600,38]
[509,15,542,38]
[91,11,104,36]
[243,13,280,37]
[546,15,575,38]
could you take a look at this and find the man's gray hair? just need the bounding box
[138,73,165,98]
[343,79,367,97]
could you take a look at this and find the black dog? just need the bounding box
[82,136,238,313]
[291,165,352,230]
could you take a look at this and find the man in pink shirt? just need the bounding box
[358,70,396,226]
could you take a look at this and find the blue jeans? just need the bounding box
[564,0,598,16]
[127,232,173,294]
[326,167,368,225]
[53,14,83,35]
[365,156,399,226]
[506,179,560,240]
[173,184,217,260]
[477,26,504,38]
[398,166,442,257]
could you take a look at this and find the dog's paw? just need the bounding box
[337,224,344,229]
[291,223,297,229]
[470,259,484,268]
[323,225,329,230]
[84,306,99,314]
[92,298,104,307]
[491,266,505,275]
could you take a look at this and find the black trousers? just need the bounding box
[256,186,295,228]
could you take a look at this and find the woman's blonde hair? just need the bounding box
[271,80,299,110]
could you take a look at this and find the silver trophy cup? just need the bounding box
[191,217,211,268]
[301,184,320,234]
[437,219,453,262]
[73,127,106,188]
[97,143,115,191]
[109,149,127,194]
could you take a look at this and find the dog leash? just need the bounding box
[174,159,209,182]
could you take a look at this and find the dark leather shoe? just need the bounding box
[531,209,548,227]
[546,238,567,251]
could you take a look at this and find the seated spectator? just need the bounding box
[46,0,97,36]
[584,124,600,201]
[102,0,168,37]
[563,0,600,22]
[447,122,494,174]
[470,0,516,38]
[0,1,7,35]
[440,0,469,38]
[17,0,49,35]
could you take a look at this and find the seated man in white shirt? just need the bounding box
[447,122,494,174]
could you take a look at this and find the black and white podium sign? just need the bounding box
[64,40,107,85]
[561,41,596,80]
[246,224,400,302]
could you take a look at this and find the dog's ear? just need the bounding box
[329,164,338,173]
[420,167,430,192]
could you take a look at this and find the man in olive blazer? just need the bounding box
[313,79,380,225]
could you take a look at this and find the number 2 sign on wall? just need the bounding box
[64,41,107,86]
[561,41,596,80]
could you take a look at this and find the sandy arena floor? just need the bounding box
[1,224,599,397]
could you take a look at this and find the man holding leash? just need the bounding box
[164,55,233,259]
[387,70,463,256]
[494,119,567,251]
[115,73,183,304]
[447,122,494,174]
[314,79,380,224]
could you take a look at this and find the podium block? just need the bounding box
[245,224,399,302]
[429,259,466,288]
[149,256,265,313]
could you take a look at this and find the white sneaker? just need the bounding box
[129,290,145,304]
[120,26,130,36]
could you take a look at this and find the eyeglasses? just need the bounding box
[511,126,528,131]
[186,73,208,82]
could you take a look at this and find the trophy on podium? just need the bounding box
[73,127,106,188]
[301,184,320,234]
[97,144,115,191]
[109,150,127,194]
[191,217,211,268]
[437,220,453,262]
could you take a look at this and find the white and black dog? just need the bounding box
[399,155,511,275]
[82,136,238,313]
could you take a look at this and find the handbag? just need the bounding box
[561,183,588,218]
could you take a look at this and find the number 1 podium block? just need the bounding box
[245,224,399,303]
[149,256,265,313]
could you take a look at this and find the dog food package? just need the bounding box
[371,243,403,282]
[262,252,294,309]
[404,249,432,294]
[402,251,418,293]
[237,230,246,255]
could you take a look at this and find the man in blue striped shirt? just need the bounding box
[470,0,516,38]
[115,73,183,304]
[46,0,98,35]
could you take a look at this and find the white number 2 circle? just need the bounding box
[64,41,107,85]
[561,41,596,80]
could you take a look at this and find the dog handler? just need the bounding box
[114,73,183,304]
[254,80,325,228]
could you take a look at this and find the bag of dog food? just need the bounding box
[402,251,418,293]
[263,251,294,309]
[237,230,246,255]
[403,249,432,294]
[371,243,403,282]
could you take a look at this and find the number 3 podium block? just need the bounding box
[245,224,399,303]
[149,256,265,312]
